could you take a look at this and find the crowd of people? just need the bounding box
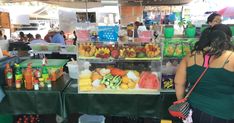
[15,29,77,45]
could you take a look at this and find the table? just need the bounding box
[63,79,177,120]
[0,73,70,116]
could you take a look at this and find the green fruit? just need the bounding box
[137,52,146,58]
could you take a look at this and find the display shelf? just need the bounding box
[78,56,162,61]
[163,57,183,60]
[160,89,175,93]
[78,56,115,60]
[31,51,53,54]
[30,49,76,55]
[78,89,160,95]
[77,33,162,94]
[124,57,161,61]
[59,51,76,55]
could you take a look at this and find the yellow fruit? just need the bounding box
[133,71,140,76]
[119,48,137,58]
[175,46,182,55]
[79,43,96,57]
[79,85,93,91]
[167,45,174,55]
[128,81,136,89]
[145,43,161,57]
[95,48,110,56]
[122,76,130,84]
[79,78,92,84]
[79,74,91,79]
[120,83,128,89]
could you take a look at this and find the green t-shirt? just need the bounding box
[187,65,234,120]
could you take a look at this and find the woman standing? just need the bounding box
[174,24,234,123]
[207,13,222,27]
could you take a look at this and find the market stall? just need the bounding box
[0,73,70,116]
[63,79,177,120]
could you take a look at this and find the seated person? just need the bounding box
[30,34,48,44]
[51,29,65,45]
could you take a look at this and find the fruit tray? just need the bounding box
[78,67,161,94]
[78,42,162,60]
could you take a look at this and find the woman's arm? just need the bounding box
[175,57,187,100]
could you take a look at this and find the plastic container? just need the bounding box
[79,114,105,123]
[67,61,78,79]
[185,27,196,38]
[164,26,174,38]
[66,45,76,52]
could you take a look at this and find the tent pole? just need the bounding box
[85,0,88,22]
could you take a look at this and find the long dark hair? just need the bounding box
[192,24,233,57]
[207,13,221,24]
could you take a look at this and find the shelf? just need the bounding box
[30,50,76,55]
[125,57,161,61]
[78,88,160,95]
[163,57,183,60]
[32,51,53,54]
[160,89,175,93]
[78,56,162,61]
[59,51,76,55]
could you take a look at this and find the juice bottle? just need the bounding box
[15,64,23,81]
[34,79,39,90]
[34,68,41,78]
[4,63,13,87]
[15,80,21,89]
[24,63,33,90]
[42,65,49,81]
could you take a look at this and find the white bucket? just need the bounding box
[67,61,78,79]
[79,114,105,123]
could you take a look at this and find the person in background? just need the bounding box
[174,24,234,123]
[163,15,170,24]
[51,30,65,45]
[60,31,66,40]
[30,34,48,44]
[133,21,141,38]
[207,13,222,27]
[44,30,55,43]
[18,31,27,42]
[73,30,77,45]
[0,30,7,40]
[26,33,34,43]
[200,13,222,37]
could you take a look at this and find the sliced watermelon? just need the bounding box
[139,71,159,89]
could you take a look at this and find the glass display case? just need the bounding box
[161,38,198,92]
[77,41,162,95]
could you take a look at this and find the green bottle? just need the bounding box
[42,65,49,81]
[15,64,22,81]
